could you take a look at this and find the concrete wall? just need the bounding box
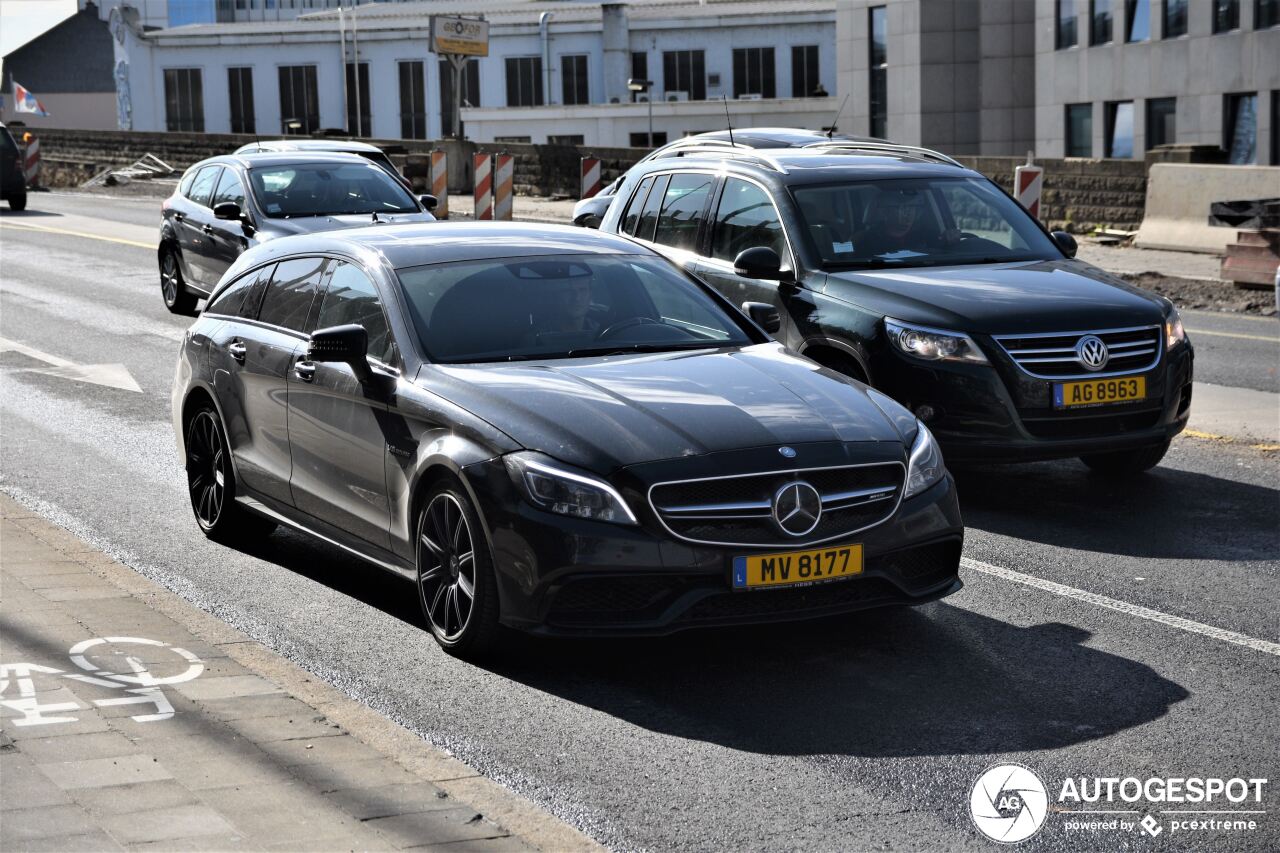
[1135,162,1280,252]
[1034,0,1280,162]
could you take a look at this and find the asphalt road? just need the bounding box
[2,195,1278,852]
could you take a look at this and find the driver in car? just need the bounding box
[853,189,938,257]
[540,278,598,335]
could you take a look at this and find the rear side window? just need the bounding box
[634,174,669,242]
[257,257,328,332]
[178,167,197,196]
[315,261,396,364]
[206,263,274,318]
[187,166,222,208]
[711,178,788,263]
[654,173,715,252]
[212,169,245,208]
[621,176,655,236]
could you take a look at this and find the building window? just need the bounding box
[1213,0,1239,31]
[1224,92,1257,163]
[1258,0,1279,28]
[561,54,589,106]
[278,65,318,134]
[398,60,426,140]
[548,134,585,145]
[732,47,776,99]
[1146,97,1176,149]
[505,56,543,107]
[1066,103,1093,156]
[345,62,370,136]
[630,131,668,147]
[1105,101,1135,158]
[630,52,648,102]
[869,6,887,139]
[662,50,706,101]
[494,136,531,144]
[1125,0,1150,41]
[1163,0,1187,37]
[1089,0,1112,43]
[164,68,204,133]
[228,67,254,134]
[791,45,823,97]
[439,57,480,137]
[1056,0,1078,48]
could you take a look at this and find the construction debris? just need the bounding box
[82,154,176,188]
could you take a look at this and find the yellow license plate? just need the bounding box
[732,545,863,589]
[1054,376,1146,409]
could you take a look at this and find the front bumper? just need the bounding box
[875,341,1194,463]
[462,457,964,637]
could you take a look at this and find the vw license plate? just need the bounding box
[732,545,863,589]
[1054,376,1147,409]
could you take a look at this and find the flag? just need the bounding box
[12,81,50,117]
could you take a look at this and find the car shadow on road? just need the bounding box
[952,459,1280,560]
[0,208,62,218]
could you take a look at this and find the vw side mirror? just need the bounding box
[419,194,439,211]
[309,324,371,382]
[742,301,781,334]
[734,247,784,281]
[1052,230,1078,258]
[213,202,242,221]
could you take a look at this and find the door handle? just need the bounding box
[293,361,316,382]
[202,223,215,235]
[227,341,246,363]
[173,212,185,223]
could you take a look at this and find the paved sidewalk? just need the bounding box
[0,495,596,852]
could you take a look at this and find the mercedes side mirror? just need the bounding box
[419,194,439,211]
[1052,230,1078,258]
[742,301,781,334]
[309,324,371,382]
[213,202,242,221]
[734,247,784,281]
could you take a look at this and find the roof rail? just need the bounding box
[801,140,964,168]
[657,145,787,173]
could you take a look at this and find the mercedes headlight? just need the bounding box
[505,453,637,525]
[1165,306,1187,350]
[885,318,988,364]
[904,422,945,499]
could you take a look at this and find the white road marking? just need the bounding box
[962,557,1280,657]
[0,336,143,393]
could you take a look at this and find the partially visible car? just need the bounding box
[572,127,873,229]
[159,151,436,315]
[233,138,404,183]
[0,122,28,211]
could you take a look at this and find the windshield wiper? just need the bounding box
[563,343,720,358]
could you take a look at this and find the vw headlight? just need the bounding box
[1165,307,1187,350]
[885,318,988,364]
[904,422,945,499]
[505,453,637,525]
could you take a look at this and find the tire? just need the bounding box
[185,403,276,543]
[1079,439,1171,475]
[415,478,502,658]
[7,192,27,212]
[160,246,199,316]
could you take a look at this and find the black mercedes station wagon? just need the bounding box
[159,151,436,316]
[171,223,963,656]
[599,145,1194,474]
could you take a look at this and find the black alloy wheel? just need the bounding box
[185,404,275,542]
[416,481,501,656]
[161,247,199,315]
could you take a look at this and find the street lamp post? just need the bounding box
[627,78,654,149]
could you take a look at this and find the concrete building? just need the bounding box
[109,0,839,146]
[836,0,1280,164]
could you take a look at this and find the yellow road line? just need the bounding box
[0,219,152,250]
[1186,328,1279,343]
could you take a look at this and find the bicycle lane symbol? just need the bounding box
[0,637,205,726]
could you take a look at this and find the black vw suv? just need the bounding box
[599,144,1194,474]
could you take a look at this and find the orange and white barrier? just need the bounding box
[493,153,514,221]
[1015,153,1043,221]
[20,133,40,186]
[430,149,449,219]
[473,152,493,220]
[580,157,602,200]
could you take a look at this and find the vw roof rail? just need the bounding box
[801,140,964,168]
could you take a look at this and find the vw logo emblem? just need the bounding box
[1075,335,1110,371]
[772,481,822,537]
[778,446,797,459]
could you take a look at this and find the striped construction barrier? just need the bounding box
[580,157,602,200]
[493,153,514,221]
[430,149,449,219]
[473,152,493,221]
[20,134,40,186]
[1015,155,1043,221]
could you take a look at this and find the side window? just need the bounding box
[621,176,655,236]
[212,169,245,209]
[179,168,198,196]
[257,257,328,333]
[204,267,258,317]
[187,166,222,208]
[711,178,788,264]
[653,172,714,252]
[634,174,668,242]
[315,261,396,364]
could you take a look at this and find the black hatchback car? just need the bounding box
[158,152,435,315]
[171,223,963,657]
[0,122,27,211]
[599,146,1194,474]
